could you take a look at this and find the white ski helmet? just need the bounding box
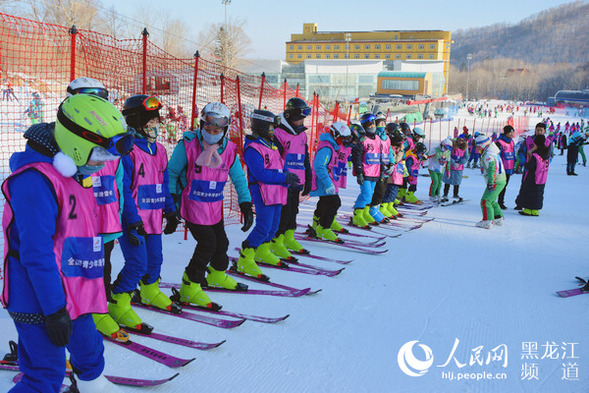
[441,137,453,149]
[66,77,108,99]
[200,102,231,134]
[330,121,352,139]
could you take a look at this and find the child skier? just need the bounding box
[108,95,180,330]
[467,132,481,168]
[496,125,516,209]
[65,77,131,342]
[381,125,405,218]
[2,94,130,391]
[566,131,585,175]
[351,113,382,227]
[427,137,452,203]
[167,102,253,308]
[404,142,427,204]
[475,135,506,229]
[442,137,469,202]
[271,97,312,260]
[236,110,300,279]
[515,135,551,216]
[310,121,353,241]
[368,112,391,223]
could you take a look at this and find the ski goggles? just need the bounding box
[141,96,163,111]
[57,107,135,156]
[202,112,230,128]
[67,86,109,100]
[250,112,281,128]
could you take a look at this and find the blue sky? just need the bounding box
[101,0,575,59]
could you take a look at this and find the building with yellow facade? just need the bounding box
[286,23,452,95]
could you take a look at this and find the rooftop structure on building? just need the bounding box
[285,23,452,94]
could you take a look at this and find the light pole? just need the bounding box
[466,53,472,101]
[345,33,351,99]
[222,0,231,68]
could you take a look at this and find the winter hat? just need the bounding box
[503,125,515,135]
[441,137,453,149]
[475,135,491,149]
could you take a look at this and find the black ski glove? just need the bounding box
[285,172,300,187]
[128,221,147,246]
[356,174,364,186]
[163,211,181,235]
[45,307,72,347]
[239,202,254,232]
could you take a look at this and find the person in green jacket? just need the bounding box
[475,135,506,229]
[427,137,452,203]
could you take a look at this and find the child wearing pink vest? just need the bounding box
[237,109,300,280]
[168,102,253,309]
[310,122,352,242]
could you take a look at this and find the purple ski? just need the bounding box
[295,231,386,248]
[131,302,245,329]
[129,330,225,350]
[11,369,179,387]
[226,267,322,295]
[159,282,310,297]
[103,336,195,368]
[295,234,389,254]
[177,303,289,324]
[232,249,343,277]
[291,250,353,265]
[557,288,589,298]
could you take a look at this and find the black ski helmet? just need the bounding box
[283,97,311,123]
[414,142,427,155]
[385,122,400,136]
[349,123,365,140]
[122,94,162,133]
[399,122,411,136]
[250,109,279,140]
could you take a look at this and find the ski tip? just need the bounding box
[307,288,322,295]
[168,372,181,381]
[181,357,196,367]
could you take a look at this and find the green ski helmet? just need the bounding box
[55,94,132,166]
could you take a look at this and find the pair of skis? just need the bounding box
[1,342,179,387]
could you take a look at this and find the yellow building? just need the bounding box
[286,23,452,94]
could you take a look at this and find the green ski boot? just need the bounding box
[108,292,142,329]
[363,206,377,224]
[206,267,238,290]
[270,234,293,260]
[92,313,129,343]
[140,279,173,311]
[387,202,400,217]
[255,242,283,266]
[179,273,213,307]
[352,208,369,228]
[236,246,265,279]
[330,217,348,233]
[404,191,422,204]
[315,224,340,242]
[284,229,305,253]
[397,188,407,202]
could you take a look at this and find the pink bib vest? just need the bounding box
[311,141,351,193]
[362,137,381,177]
[406,153,421,185]
[525,152,549,185]
[181,139,237,225]
[496,139,515,172]
[245,142,287,206]
[380,136,392,166]
[450,147,467,171]
[2,162,107,319]
[91,159,122,234]
[129,143,168,234]
[273,128,308,184]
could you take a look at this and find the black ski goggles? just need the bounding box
[57,107,135,156]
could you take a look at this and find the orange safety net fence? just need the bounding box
[0,12,331,278]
